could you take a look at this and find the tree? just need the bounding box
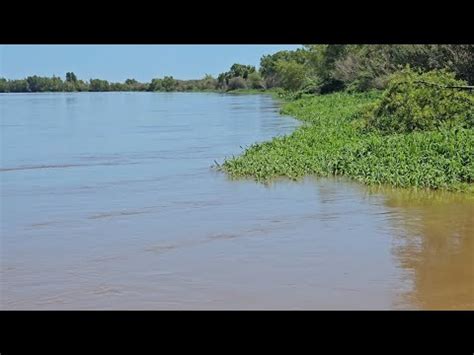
[365,67,474,133]
[110,82,126,91]
[66,72,77,83]
[89,79,110,91]
[227,77,247,90]
[149,78,164,91]
[217,63,257,89]
[123,78,147,91]
[332,45,474,91]
[75,80,89,92]
[161,76,177,91]
[125,78,138,85]
[0,78,8,92]
[275,60,306,91]
[428,45,474,84]
[26,76,43,92]
[8,79,29,92]
[260,49,307,78]
[49,76,64,91]
[247,71,264,89]
[229,64,256,79]
[199,74,217,90]
[217,73,228,89]
[63,81,76,92]
[259,49,308,88]
[304,44,347,93]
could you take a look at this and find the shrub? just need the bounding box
[161,76,177,91]
[227,77,247,90]
[222,91,474,191]
[300,76,322,94]
[247,72,264,89]
[199,74,218,91]
[263,74,281,89]
[89,79,110,92]
[275,60,306,91]
[365,67,474,134]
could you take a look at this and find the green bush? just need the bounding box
[227,77,247,90]
[365,68,474,134]
[275,60,306,91]
[247,72,264,89]
[222,91,474,191]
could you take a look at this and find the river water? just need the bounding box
[1,92,472,309]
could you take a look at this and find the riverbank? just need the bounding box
[221,91,474,193]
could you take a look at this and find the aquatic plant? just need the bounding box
[221,90,474,192]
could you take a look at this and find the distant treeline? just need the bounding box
[0,72,221,93]
[1,45,472,94]
[0,73,156,93]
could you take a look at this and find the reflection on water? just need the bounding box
[1,93,472,310]
[367,187,474,309]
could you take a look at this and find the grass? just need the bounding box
[221,91,474,192]
[226,88,267,94]
[225,88,285,100]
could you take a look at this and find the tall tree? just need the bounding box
[66,72,78,83]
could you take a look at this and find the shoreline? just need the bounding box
[221,91,474,194]
[2,90,471,193]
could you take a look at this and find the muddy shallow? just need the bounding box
[1,92,472,309]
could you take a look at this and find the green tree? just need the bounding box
[49,76,64,91]
[8,79,29,92]
[199,74,217,90]
[161,76,177,91]
[332,45,474,92]
[63,81,76,92]
[365,67,474,133]
[75,80,89,92]
[217,73,228,89]
[26,76,42,92]
[0,78,8,92]
[227,77,247,90]
[275,60,306,91]
[66,72,78,83]
[303,45,347,93]
[110,82,126,91]
[149,78,164,91]
[260,49,307,77]
[89,79,110,91]
[247,71,264,89]
[217,63,257,89]
[229,64,256,79]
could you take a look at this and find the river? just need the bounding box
[1,92,472,309]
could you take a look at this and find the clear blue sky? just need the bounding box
[0,45,302,82]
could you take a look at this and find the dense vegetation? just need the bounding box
[221,84,474,192]
[254,45,473,93]
[2,45,472,191]
[362,68,474,134]
[0,72,219,93]
[2,45,472,94]
[216,45,473,192]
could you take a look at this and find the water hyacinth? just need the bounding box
[221,90,474,192]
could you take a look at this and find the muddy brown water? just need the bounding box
[1,92,472,309]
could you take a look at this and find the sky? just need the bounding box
[0,45,302,82]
